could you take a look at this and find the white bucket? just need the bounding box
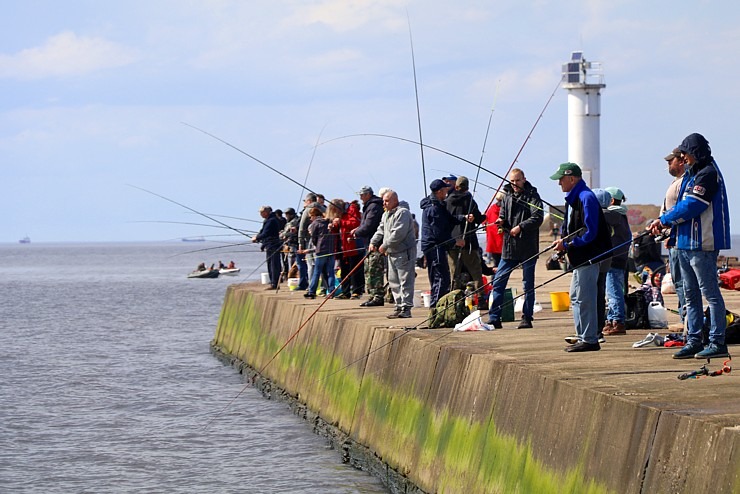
[287,278,300,291]
[260,272,270,284]
[421,291,431,308]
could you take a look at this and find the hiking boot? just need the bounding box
[672,342,703,359]
[565,341,601,352]
[517,317,533,329]
[360,298,384,307]
[387,308,411,319]
[604,322,626,336]
[694,343,730,360]
[487,319,502,329]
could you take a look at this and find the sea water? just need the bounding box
[0,242,386,493]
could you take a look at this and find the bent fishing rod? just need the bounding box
[318,133,567,218]
[182,122,345,214]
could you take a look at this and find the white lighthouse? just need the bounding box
[562,52,605,188]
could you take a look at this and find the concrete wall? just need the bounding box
[212,284,740,494]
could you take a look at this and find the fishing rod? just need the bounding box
[131,219,256,235]
[484,76,563,213]
[406,13,427,196]
[319,133,567,218]
[128,185,255,241]
[314,228,588,387]
[204,250,370,429]
[186,212,263,224]
[182,122,345,214]
[296,125,327,212]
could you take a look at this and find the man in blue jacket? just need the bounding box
[420,179,468,308]
[648,133,731,359]
[551,163,612,352]
[253,205,283,290]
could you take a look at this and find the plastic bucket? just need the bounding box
[421,291,431,308]
[550,291,570,312]
[260,272,270,284]
[287,278,300,291]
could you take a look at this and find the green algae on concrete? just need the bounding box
[212,287,612,494]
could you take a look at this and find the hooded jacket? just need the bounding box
[660,133,731,251]
[370,205,416,254]
[420,194,465,253]
[498,181,544,260]
[353,195,383,241]
[445,189,485,250]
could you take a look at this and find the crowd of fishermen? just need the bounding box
[252,132,731,359]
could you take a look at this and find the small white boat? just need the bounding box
[19,236,31,244]
[219,267,241,276]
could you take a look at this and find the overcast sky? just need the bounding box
[2,0,739,243]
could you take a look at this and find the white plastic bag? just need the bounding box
[647,301,669,329]
[454,310,494,331]
[661,272,676,295]
[514,297,542,314]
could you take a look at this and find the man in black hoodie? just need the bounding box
[420,179,469,308]
[253,205,283,290]
[351,186,386,307]
[487,169,544,329]
[445,176,487,307]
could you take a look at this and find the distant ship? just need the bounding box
[181,236,205,242]
[19,236,31,244]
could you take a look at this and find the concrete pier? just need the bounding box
[211,256,740,493]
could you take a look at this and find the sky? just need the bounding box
[2,0,740,243]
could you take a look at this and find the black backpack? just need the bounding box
[625,290,650,329]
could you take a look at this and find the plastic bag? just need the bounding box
[661,272,676,295]
[454,310,494,331]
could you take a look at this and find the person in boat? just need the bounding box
[218,261,226,270]
[197,262,206,271]
[227,260,236,269]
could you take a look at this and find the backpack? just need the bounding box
[429,289,470,329]
[701,308,740,345]
[625,290,650,329]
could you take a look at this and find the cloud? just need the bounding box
[285,0,405,32]
[0,31,139,80]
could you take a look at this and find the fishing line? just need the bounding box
[296,125,328,212]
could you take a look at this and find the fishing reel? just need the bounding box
[652,228,672,242]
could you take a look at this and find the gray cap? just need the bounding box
[357,185,373,195]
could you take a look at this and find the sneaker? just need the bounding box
[517,317,533,329]
[565,341,600,352]
[303,292,316,299]
[564,335,579,345]
[360,298,384,307]
[632,332,659,348]
[672,342,703,359]
[598,336,606,344]
[350,293,361,299]
[694,343,730,360]
[487,319,502,329]
[335,292,351,300]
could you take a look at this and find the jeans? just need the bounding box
[296,252,308,290]
[668,247,686,320]
[308,254,335,296]
[605,267,626,322]
[570,263,600,344]
[488,257,536,322]
[677,249,726,345]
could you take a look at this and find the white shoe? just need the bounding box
[632,332,661,348]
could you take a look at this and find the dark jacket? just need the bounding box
[308,217,336,256]
[419,195,465,253]
[445,189,486,250]
[603,208,631,270]
[353,195,383,241]
[563,180,612,266]
[255,212,282,251]
[498,181,544,260]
